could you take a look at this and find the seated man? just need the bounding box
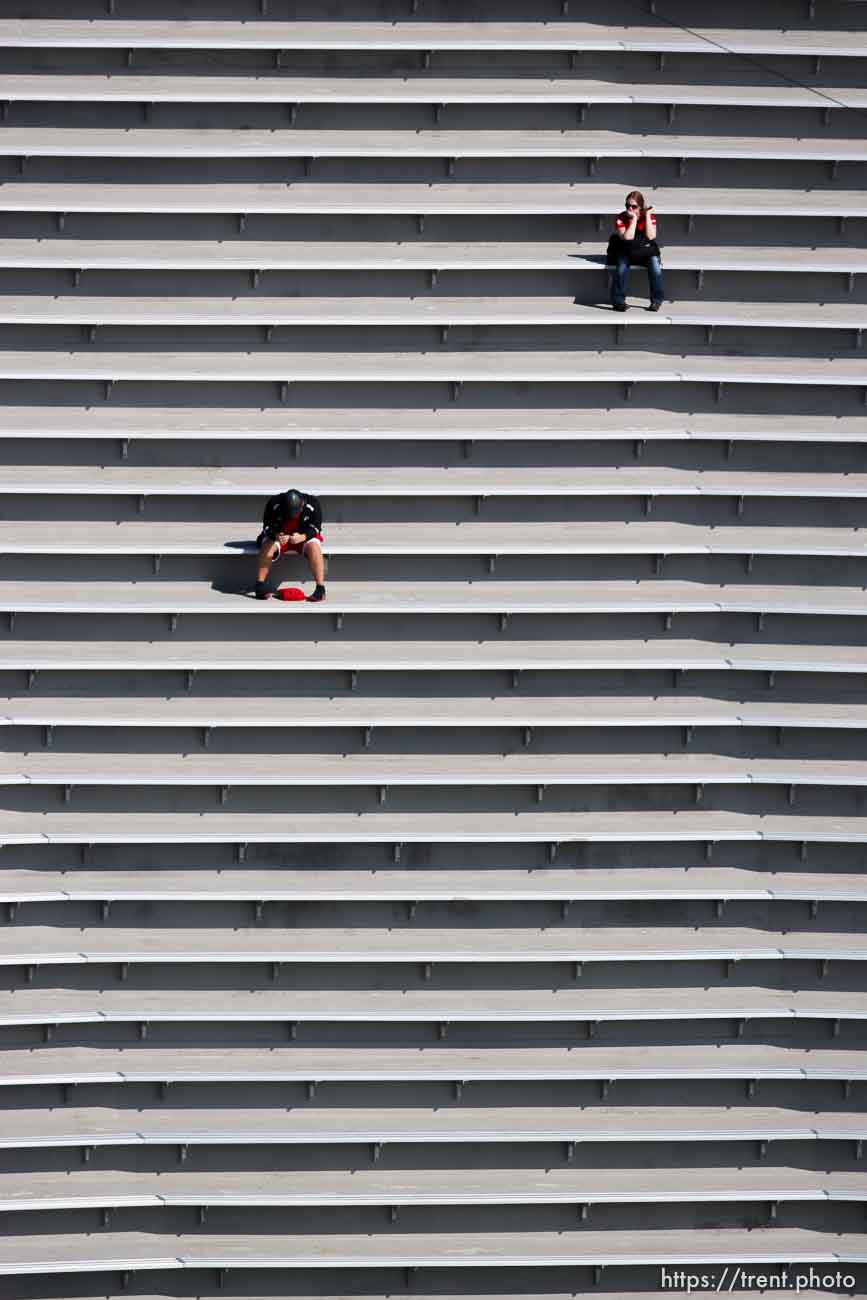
[254,487,326,602]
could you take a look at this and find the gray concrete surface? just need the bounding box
[1,6,866,1297]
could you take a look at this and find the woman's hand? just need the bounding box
[623,209,639,238]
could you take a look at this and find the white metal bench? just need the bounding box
[0,20,861,56]
[0,406,863,444]
[3,295,865,332]
[2,182,862,218]
[0,1224,862,1276]
[0,1100,862,1151]
[0,923,862,967]
[3,127,865,164]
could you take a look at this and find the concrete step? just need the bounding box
[0,1165,864,1213]
[5,296,867,331]
[2,1102,863,1151]
[0,1041,859,1087]
[2,523,865,560]
[0,405,863,447]
[0,1226,862,1277]
[0,405,862,444]
[1,985,863,1028]
[0,865,862,904]
[4,637,862,675]
[0,923,861,967]
[7,465,867,498]
[6,127,867,162]
[0,349,860,388]
[2,181,861,217]
[12,1292,841,1300]
[6,693,867,731]
[0,808,859,849]
[0,20,861,57]
[4,750,867,791]
[0,239,863,276]
[1,578,865,615]
[2,74,865,112]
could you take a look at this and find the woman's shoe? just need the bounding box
[648,300,662,312]
[612,302,627,312]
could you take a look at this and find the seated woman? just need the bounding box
[607,190,664,312]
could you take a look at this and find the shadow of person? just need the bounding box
[210,577,257,599]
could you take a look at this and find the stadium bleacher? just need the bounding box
[0,3,867,1299]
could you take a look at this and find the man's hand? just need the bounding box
[287,532,307,546]
[258,532,281,560]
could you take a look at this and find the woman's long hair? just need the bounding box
[625,190,647,213]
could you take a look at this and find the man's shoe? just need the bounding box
[612,302,627,312]
[648,300,662,312]
[254,581,271,600]
[306,584,327,603]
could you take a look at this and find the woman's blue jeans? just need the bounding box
[611,254,664,307]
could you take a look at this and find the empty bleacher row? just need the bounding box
[1,4,867,1300]
[3,73,867,111]
[0,16,863,55]
[1,241,865,279]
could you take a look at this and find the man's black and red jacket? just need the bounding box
[260,491,323,543]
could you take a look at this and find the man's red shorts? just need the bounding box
[278,531,324,557]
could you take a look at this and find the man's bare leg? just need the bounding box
[303,538,327,601]
[255,539,280,598]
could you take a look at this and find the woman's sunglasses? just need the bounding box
[626,203,640,209]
